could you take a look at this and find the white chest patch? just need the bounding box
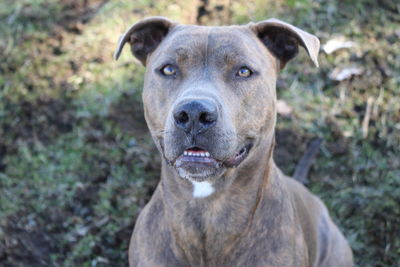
[191,181,214,198]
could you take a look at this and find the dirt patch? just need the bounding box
[0,97,77,152]
[0,212,59,267]
[108,91,149,139]
[56,0,109,33]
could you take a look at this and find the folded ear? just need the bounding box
[249,18,320,69]
[114,16,176,65]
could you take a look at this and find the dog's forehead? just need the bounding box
[163,25,259,56]
[171,25,248,42]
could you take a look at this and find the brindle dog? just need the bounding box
[114,17,353,267]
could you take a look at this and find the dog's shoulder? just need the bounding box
[280,173,352,266]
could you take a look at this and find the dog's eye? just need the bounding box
[161,64,177,76]
[236,67,252,77]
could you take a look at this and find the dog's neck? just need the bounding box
[158,136,286,264]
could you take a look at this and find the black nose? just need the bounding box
[173,99,218,134]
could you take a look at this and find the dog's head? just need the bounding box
[115,17,319,183]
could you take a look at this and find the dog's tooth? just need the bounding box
[205,152,210,157]
[184,151,188,156]
[201,153,205,157]
[188,152,193,156]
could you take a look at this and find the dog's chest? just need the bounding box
[168,194,308,266]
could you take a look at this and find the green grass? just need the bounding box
[0,0,399,266]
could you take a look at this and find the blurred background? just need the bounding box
[0,0,399,266]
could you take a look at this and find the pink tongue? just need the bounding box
[187,149,207,153]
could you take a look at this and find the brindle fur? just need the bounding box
[114,17,353,267]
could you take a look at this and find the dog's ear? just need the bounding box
[250,18,320,69]
[114,17,176,65]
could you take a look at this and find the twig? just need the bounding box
[362,97,374,139]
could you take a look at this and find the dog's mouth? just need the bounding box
[223,143,253,167]
[173,143,253,181]
[180,143,252,167]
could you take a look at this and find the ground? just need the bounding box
[0,0,399,266]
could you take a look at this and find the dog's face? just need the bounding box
[143,25,279,182]
[115,17,319,183]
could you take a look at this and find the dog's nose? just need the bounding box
[173,99,218,134]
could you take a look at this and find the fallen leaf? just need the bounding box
[329,66,364,81]
[277,100,293,116]
[323,37,356,54]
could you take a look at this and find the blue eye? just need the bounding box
[161,64,176,76]
[237,67,252,77]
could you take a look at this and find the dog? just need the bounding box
[114,16,353,267]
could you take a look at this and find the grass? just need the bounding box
[0,0,399,266]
